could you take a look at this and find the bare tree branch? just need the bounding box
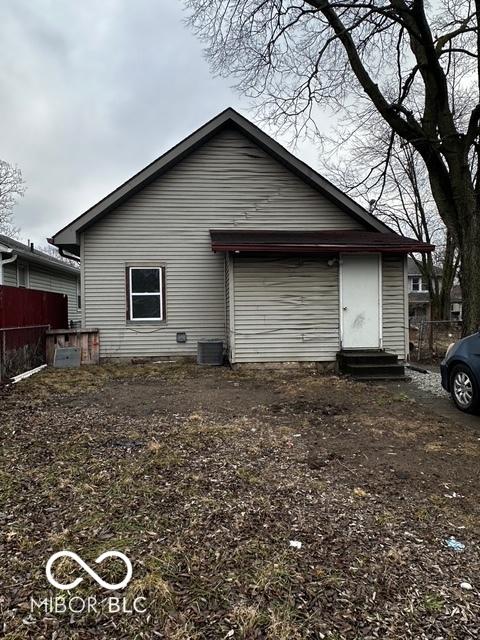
[186,0,480,332]
[0,160,25,239]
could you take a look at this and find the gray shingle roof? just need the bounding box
[407,256,442,276]
[0,234,79,276]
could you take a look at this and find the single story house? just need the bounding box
[52,108,433,366]
[0,235,81,325]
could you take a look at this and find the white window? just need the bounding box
[17,262,29,288]
[410,276,421,292]
[128,266,165,321]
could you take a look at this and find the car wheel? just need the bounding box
[450,365,480,414]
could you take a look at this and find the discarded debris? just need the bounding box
[445,536,465,552]
[406,363,429,374]
[404,531,424,544]
[460,582,473,590]
[353,487,368,498]
[11,364,47,384]
[289,540,302,549]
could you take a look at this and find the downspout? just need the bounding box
[0,251,18,285]
[46,237,81,264]
[59,248,80,264]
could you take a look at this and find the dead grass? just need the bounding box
[1,363,479,639]
[17,361,194,398]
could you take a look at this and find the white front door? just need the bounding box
[341,254,381,349]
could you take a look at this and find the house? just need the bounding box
[51,108,433,366]
[407,257,462,322]
[450,285,463,321]
[0,235,81,325]
[408,257,440,322]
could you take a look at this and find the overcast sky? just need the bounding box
[1,0,323,246]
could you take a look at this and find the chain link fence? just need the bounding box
[409,320,462,362]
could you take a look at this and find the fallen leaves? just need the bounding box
[0,363,479,639]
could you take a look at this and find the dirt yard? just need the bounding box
[1,362,479,639]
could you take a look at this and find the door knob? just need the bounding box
[343,306,348,310]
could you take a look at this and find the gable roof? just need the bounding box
[0,234,79,276]
[51,108,392,255]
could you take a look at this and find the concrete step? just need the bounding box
[337,350,399,365]
[343,362,405,377]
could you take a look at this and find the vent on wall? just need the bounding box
[197,339,224,366]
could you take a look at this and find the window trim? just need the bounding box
[126,265,166,323]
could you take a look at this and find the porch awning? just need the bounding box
[210,229,434,254]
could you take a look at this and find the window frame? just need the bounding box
[76,277,82,311]
[410,276,421,292]
[126,265,166,323]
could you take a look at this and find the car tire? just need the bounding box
[450,364,480,414]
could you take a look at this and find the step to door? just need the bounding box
[336,349,405,380]
[337,350,399,365]
[343,363,405,377]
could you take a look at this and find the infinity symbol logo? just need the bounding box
[46,551,133,591]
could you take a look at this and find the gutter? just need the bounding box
[0,250,17,286]
[47,237,81,264]
[59,247,80,263]
[211,244,435,254]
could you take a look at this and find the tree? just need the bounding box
[324,120,459,320]
[0,160,25,238]
[186,0,480,333]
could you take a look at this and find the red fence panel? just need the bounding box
[0,285,68,329]
[0,285,69,380]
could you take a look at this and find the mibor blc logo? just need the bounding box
[30,550,146,615]
[46,550,133,591]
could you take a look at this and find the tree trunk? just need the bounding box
[438,231,457,321]
[458,216,480,335]
[430,294,443,322]
[424,154,477,333]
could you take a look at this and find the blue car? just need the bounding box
[441,332,480,414]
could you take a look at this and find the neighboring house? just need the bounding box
[0,235,81,325]
[407,257,462,322]
[52,108,432,364]
[450,285,463,321]
[408,257,440,322]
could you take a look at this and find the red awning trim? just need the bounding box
[210,229,434,254]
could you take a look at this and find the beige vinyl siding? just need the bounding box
[2,262,17,286]
[27,264,80,324]
[232,256,339,362]
[83,126,364,359]
[382,255,407,359]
